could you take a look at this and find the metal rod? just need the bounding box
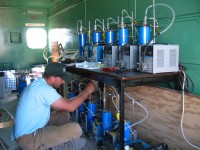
[119,81,125,150]
[153,0,156,43]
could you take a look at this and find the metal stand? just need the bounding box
[66,66,178,150]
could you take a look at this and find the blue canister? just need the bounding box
[79,33,87,47]
[102,111,113,134]
[79,33,87,56]
[118,28,129,46]
[138,25,151,45]
[87,102,97,131]
[78,103,85,116]
[95,46,103,62]
[105,30,115,44]
[92,32,102,44]
[68,92,76,99]
[124,121,131,143]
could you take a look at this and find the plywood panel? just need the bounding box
[123,86,200,150]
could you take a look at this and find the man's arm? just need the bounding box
[51,82,95,112]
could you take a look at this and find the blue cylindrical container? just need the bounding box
[138,25,151,45]
[96,46,103,62]
[118,28,129,46]
[124,121,131,143]
[79,33,87,47]
[30,78,35,83]
[78,103,85,116]
[92,32,102,44]
[87,102,97,131]
[102,111,113,134]
[68,92,76,99]
[87,45,92,58]
[79,33,87,57]
[79,46,84,57]
[105,30,115,44]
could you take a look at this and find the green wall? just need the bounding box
[0,7,48,70]
[48,0,200,95]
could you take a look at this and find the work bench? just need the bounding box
[65,66,179,150]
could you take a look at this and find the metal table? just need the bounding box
[66,66,179,150]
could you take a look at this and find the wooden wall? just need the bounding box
[106,85,200,150]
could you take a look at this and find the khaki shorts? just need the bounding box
[16,111,82,150]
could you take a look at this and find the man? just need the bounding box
[13,62,96,150]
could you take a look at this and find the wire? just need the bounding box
[124,93,148,128]
[2,107,14,119]
[177,64,194,93]
[180,71,200,149]
[144,3,175,34]
[83,103,96,117]
[42,47,49,63]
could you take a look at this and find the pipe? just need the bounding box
[153,0,156,43]
[106,17,118,30]
[77,20,82,33]
[103,83,106,110]
[94,19,105,32]
[143,3,175,35]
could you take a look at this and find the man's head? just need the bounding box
[44,62,68,80]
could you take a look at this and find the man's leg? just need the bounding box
[17,122,82,150]
[48,111,72,125]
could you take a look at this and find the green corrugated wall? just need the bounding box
[48,0,200,95]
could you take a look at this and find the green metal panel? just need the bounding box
[0,0,52,8]
[48,0,200,95]
[0,7,48,70]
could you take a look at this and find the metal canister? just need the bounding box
[92,31,102,44]
[138,25,151,45]
[102,111,113,134]
[118,28,129,46]
[105,30,115,44]
[79,33,87,56]
[87,102,97,131]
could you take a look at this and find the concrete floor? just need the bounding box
[0,92,104,150]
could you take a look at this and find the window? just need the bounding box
[26,28,47,49]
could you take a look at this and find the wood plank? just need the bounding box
[123,85,200,150]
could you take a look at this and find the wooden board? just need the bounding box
[121,85,200,150]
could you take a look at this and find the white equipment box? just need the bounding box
[139,44,179,73]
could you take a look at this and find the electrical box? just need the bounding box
[103,45,119,67]
[119,45,139,69]
[139,44,179,73]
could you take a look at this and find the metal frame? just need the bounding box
[66,66,179,150]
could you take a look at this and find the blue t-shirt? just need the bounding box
[14,77,62,138]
